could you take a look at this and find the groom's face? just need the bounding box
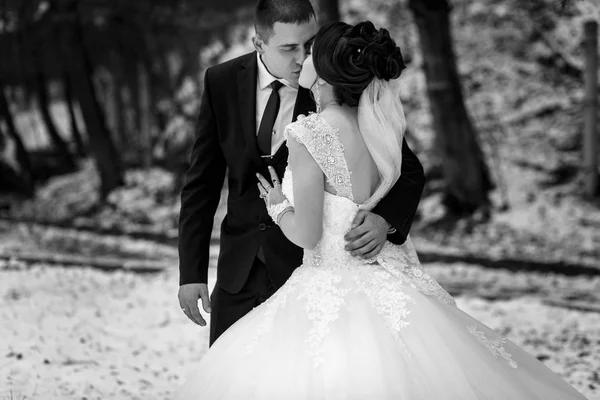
[254,17,318,87]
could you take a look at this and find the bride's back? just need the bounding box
[319,107,379,204]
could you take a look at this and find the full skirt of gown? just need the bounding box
[175,236,589,400]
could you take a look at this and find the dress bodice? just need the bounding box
[282,113,456,307]
[282,113,368,270]
[282,166,366,270]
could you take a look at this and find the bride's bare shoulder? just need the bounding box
[318,108,358,139]
[317,108,346,126]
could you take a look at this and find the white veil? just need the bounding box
[357,77,406,210]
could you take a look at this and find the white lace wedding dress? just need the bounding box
[175,113,589,400]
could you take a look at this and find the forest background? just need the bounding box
[0,0,599,399]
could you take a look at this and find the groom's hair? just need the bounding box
[254,0,316,43]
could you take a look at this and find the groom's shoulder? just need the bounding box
[207,51,255,80]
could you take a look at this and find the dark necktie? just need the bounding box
[257,80,284,156]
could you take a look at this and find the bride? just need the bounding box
[175,21,589,399]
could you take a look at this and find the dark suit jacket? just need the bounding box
[178,51,425,294]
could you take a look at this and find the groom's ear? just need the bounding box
[252,36,266,54]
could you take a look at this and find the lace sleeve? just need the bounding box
[285,114,353,201]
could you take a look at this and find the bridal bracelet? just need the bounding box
[267,200,294,226]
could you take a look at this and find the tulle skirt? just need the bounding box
[175,261,589,400]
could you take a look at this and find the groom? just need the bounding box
[178,0,425,345]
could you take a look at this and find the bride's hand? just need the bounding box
[256,166,287,207]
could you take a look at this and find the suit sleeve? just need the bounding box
[178,68,227,285]
[371,138,425,245]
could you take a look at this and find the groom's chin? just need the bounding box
[288,74,301,87]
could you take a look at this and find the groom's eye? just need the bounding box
[305,39,315,53]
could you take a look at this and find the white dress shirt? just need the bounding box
[256,53,298,156]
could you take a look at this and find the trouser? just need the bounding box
[209,256,276,346]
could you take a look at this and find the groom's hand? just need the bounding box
[178,283,211,327]
[344,210,388,259]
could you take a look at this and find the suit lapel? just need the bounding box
[270,87,316,165]
[238,53,263,167]
[292,87,316,122]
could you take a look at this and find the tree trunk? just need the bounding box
[18,6,73,167]
[52,9,86,158]
[0,86,34,196]
[138,61,152,169]
[98,68,119,149]
[54,0,124,199]
[409,0,493,215]
[124,56,141,165]
[110,52,127,152]
[62,70,86,157]
[583,20,598,197]
[315,0,340,24]
[34,68,77,169]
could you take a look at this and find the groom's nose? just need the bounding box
[295,47,309,65]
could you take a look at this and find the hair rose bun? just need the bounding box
[313,21,406,107]
[351,22,405,80]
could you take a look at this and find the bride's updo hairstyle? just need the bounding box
[312,21,406,107]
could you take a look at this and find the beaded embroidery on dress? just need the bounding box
[175,113,590,400]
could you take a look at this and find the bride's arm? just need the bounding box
[277,134,325,250]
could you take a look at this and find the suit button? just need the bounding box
[258,223,267,231]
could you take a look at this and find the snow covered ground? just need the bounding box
[1,258,599,400]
